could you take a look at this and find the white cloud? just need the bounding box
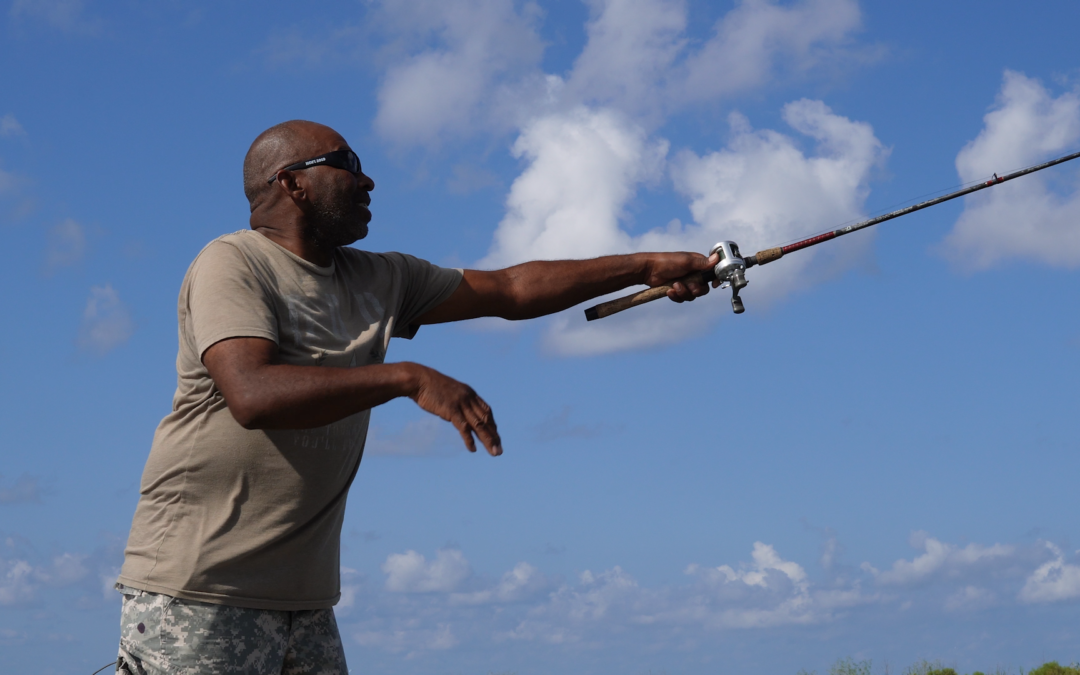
[564,0,687,121]
[503,100,885,355]
[9,0,101,34]
[674,0,862,106]
[77,284,134,355]
[0,559,35,606]
[0,114,26,138]
[1019,543,1080,604]
[941,71,1080,269]
[44,218,87,272]
[0,553,90,606]
[383,548,472,593]
[479,107,666,268]
[865,531,1014,586]
[372,0,865,146]
[452,562,547,604]
[363,0,874,355]
[372,0,545,146]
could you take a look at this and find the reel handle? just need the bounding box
[583,269,715,321]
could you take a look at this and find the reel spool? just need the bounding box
[709,241,748,314]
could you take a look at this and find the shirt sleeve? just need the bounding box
[187,241,279,358]
[384,253,464,340]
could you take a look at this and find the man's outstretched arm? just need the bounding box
[417,251,718,324]
[203,337,503,455]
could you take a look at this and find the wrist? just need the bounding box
[394,362,426,400]
[629,252,652,286]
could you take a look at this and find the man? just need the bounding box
[115,120,716,674]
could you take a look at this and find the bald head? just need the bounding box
[243,120,340,209]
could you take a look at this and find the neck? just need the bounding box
[250,212,334,267]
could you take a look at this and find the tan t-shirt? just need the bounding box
[118,230,462,610]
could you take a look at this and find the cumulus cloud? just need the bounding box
[496,100,886,355]
[479,107,666,268]
[44,218,87,273]
[372,0,865,145]
[863,531,1014,586]
[452,562,547,604]
[0,559,35,606]
[564,0,687,121]
[77,284,134,355]
[940,71,1080,269]
[372,0,545,146]
[383,548,472,593]
[674,0,862,106]
[1019,543,1080,604]
[0,114,26,138]
[364,0,874,355]
[318,533,1080,660]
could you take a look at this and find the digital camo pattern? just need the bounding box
[116,588,347,674]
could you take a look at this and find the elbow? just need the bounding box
[223,392,268,430]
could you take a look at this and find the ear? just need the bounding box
[273,170,309,204]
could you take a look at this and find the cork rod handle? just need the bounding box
[584,270,712,321]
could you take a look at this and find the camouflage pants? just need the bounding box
[116,587,348,674]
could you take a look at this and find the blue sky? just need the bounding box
[2,1,1080,673]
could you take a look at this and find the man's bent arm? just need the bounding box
[417,252,716,325]
[203,337,502,455]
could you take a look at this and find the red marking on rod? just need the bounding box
[985,173,1003,186]
[782,231,837,254]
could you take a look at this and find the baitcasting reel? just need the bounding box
[708,241,748,314]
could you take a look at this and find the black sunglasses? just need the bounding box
[267,149,362,184]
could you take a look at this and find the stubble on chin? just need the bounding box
[309,199,370,249]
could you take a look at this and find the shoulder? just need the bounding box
[188,232,254,271]
[339,248,444,273]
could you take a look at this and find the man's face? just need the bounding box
[301,130,374,249]
[308,165,372,249]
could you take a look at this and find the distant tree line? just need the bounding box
[795,657,1080,675]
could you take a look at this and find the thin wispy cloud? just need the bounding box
[43,218,87,273]
[9,0,103,35]
[532,406,604,442]
[0,114,26,139]
[365,417,460,457]
[372,0,546,146]
[0,475,42,505]
[77,284,134,355]
[0,553,88,607]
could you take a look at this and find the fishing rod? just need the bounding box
[585,149,1080,321]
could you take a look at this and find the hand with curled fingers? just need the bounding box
[643,251,721,303]
[408,364,502,456]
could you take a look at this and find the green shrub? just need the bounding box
[903,660,957,675]
[829,657,872,675]
[1029,662,1080,675]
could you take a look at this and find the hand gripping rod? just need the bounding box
[585,149,1080,321]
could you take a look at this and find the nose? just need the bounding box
[357,171,375,191]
